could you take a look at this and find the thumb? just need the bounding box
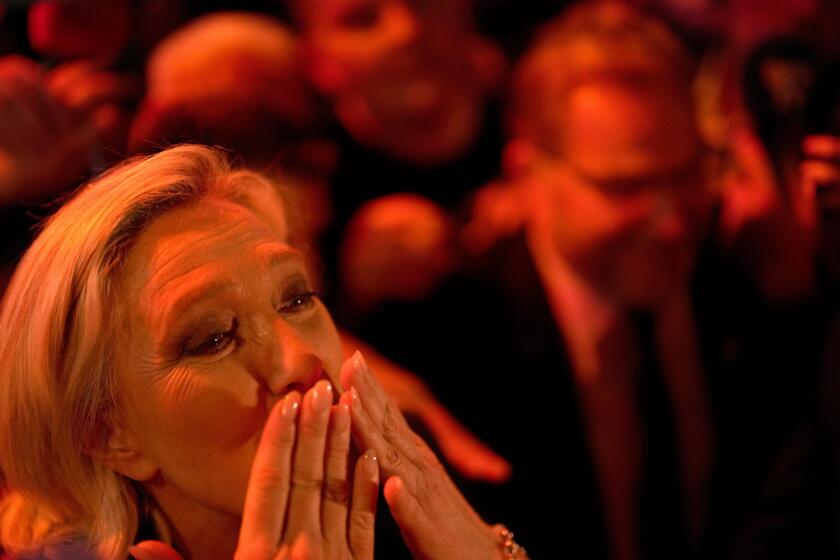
[383,476,434,554]
[128,541,184,560]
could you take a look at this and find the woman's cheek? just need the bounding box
[156,364,267,452]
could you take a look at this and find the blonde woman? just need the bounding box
[0,145,526,559]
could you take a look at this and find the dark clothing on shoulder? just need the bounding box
[345,230,824,559]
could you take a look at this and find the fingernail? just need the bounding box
[363,448,378,480]
[282,391,301,420]
[333,402,350,432]
[351,385,360,404]
[353,350,367,375]
[311,380,333,414]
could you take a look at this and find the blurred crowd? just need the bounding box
[1,0,840,558]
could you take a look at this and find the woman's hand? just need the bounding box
[340,352,504,560]
[45,60,141,152]
[802,134,840,279]
[0,55,93,205]
[801,134,840,220]
[131,380,379,560]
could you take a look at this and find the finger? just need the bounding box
[803,135,840,161]
[61,73,142,115]
[284,380,333,541]
[729,128,775,186]
[348,449,379,560]
[340,352,420,461]
[342,387,417,482]
[801,160,840,185]
[0,80,45,148]
[382,476,433,556]
[321,402,351,547]
[128,541,185,560]
[4,75,66,140]
[801,160,840,211]
[238,392,301,555]
[0,55,42,82]
[275,543,291,560]
[45,61,94,98]
[289,533,315,560]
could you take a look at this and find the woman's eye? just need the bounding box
[279,291,318,314]
[185,328,236,356]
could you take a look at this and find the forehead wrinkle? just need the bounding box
[142,205,278,299]
[142,213,254,289]
[139,195,280,284]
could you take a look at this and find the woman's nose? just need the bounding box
[257,318,327,399]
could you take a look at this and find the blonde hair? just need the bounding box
[0,145,301,557]
[508,1,696,149]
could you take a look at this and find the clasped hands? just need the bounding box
[131,352,503,560]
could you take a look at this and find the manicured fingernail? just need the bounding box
[311,380,333,414]
[363,448,378,480]
[353,350,367,375]
[332,403,350,432]
[282,391,301,420]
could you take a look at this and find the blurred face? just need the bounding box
[29,0,131,61]
[527,81,714,309]
[299,0,498,165]
[113,195,343,527]
[340,194,456,306]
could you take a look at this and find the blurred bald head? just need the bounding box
[129,12,323,162]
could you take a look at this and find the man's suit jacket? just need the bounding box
[345,229,823,559]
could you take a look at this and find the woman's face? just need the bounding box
[111,195,343,522]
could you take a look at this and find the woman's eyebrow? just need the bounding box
[255,243,305,270]
[150,246,305,339]
[148,265,234,340]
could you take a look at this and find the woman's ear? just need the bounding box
[87,422,158,482]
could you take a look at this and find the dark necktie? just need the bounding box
[633,312,691,559]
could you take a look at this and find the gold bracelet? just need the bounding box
[493,523,530,559]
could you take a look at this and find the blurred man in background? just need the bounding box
[347,3,822,558]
